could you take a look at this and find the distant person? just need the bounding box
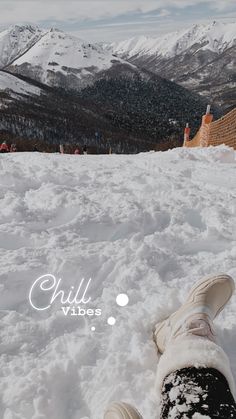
[10,144,17,152]
[95,131,102,140]
[59,144,64,154]
[74,147,80,155]
[33,144,39,152]
[83,145,87,155]
[0,141,9,153]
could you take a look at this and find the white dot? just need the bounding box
[107,317,116,326]
[116,293,129,307]
[91,326,96,332]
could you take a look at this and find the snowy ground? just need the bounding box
[0,145,236,419]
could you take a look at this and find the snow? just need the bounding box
[12,28,125,86]
[0,145,236,419]
[0,71,41,97]
[113,21,236,58]
[0,24,43,68]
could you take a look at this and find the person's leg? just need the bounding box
[154,274,236,419]
[161,367,236,419]
[103,402,143,419]
[104,274,235,418]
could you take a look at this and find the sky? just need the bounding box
[0,0,236,42]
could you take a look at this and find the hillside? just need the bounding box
[0,68,217,152]
[0,146,235,418]
[0,70,42,99]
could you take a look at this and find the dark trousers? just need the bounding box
[161,367,236,419]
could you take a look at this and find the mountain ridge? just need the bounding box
[113,21,236,58]
[0,24,45,68]
[112,21,236,110]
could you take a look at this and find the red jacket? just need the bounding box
[0,143,9,152]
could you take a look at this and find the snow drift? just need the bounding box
[0,145,235,419]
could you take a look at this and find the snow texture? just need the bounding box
[0,145,236,419]
[113,21,236,58]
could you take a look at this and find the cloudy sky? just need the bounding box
[0,0,236,41]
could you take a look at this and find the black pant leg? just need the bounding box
[161,367,236,419]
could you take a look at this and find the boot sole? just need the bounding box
[104,402,143,419]
[153,274,235,353]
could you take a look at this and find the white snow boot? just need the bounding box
[154,273,235,396]
[104,402,143,419]
[154,273,235,353]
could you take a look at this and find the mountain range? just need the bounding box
[113,21,236,111]
[0,22,235,152]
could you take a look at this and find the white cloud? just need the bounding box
[0,0,235,42]
[0,1,163,24]
[0,0,235,25]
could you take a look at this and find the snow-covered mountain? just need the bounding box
[0,24,43,68]
[113,21,236,110]
[7,27,127,90]
[113,21,236,58]
[2,22,235,108]
[1,24,215,152]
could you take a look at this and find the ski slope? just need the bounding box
[0,146,235,419]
